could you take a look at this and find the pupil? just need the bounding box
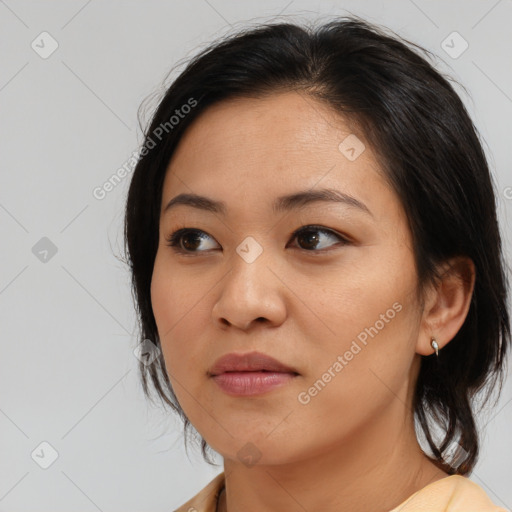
[183,233,200,250]
[300,230,319,250]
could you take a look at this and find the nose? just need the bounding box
[211,247,287,331]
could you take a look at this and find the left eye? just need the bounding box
[290,226,349,251]
[165,225,349,254]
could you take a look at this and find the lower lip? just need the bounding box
[211,371,298,396]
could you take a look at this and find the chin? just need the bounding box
[209,435,299,467]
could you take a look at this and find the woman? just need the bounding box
[123,15,510,512]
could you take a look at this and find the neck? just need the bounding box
[218,402,448,512]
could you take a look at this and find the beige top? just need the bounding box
[174,471,509,512]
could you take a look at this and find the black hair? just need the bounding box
[123,15,511,474]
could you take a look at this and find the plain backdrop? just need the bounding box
[1,1,511,511]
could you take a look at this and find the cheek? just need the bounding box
[318,245,415,327]
[150,255,211,386]
[151,254,200,332]
[304,244,419,382]
[149,262,231,452]
[293,297,418,446]
[150,257,175,336]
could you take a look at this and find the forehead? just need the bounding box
[160,91,394,220]
[169,91,362,169]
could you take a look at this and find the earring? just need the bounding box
[431,337,439,357]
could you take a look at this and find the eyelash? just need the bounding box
[165,225,351,255]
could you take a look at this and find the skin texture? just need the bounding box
[150,91,475,512]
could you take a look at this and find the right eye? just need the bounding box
[165,228,219,254]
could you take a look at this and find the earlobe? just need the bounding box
[417,256,476,357]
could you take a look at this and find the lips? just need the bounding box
[209,351,299,376]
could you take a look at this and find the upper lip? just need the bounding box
[209,351,299,376]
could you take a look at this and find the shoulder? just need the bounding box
[174,472,225,512]
[389,474,509,512]
[173,472,508,512]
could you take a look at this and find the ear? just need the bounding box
[416,256,476,356]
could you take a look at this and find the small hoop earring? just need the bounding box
[431,337,439,357]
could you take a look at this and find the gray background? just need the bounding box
[1,1,511,511]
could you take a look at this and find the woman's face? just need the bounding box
[151,91,426,464]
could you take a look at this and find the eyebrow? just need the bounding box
[163,188,373,217]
